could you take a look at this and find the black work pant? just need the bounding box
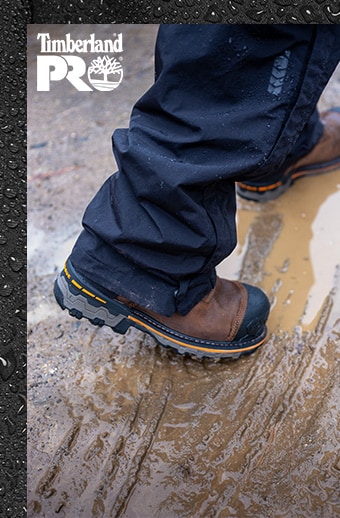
[71,25,340,316]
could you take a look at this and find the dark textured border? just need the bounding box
[0,0,333,516]
[0,2,30,517]
[29,0,339,24]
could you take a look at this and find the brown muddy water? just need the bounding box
[27,26,340,517]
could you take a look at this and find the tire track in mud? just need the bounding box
[31,341,172,517]
[35,417,83,499]
[227,340,339,517]
[89,374,172,517]
[106,378,172,517]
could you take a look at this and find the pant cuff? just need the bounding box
[70,230,216,317]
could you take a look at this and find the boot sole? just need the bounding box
[237,157,340,202]
[53,260,267,359]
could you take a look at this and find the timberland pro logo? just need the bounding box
[36,32,123,91]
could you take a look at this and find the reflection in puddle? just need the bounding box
[305,187,340,325]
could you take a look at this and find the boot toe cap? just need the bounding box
[234,284,270,340]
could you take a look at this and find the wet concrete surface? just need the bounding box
[27,26,340,517]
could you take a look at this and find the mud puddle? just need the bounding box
[28,26,340,518]
[218,168,340,331]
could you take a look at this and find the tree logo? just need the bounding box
[88,55,123,91]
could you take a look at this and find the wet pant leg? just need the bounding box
[71,25,340,316]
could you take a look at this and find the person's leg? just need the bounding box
[237,106,340,201]
[236,26,340,201]
[70,25,340,313]
[55,25,340,358]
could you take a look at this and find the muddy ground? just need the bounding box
[27,25,340,517]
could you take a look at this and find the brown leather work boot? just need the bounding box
[54,258,270,359]
[237,107,340,202]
